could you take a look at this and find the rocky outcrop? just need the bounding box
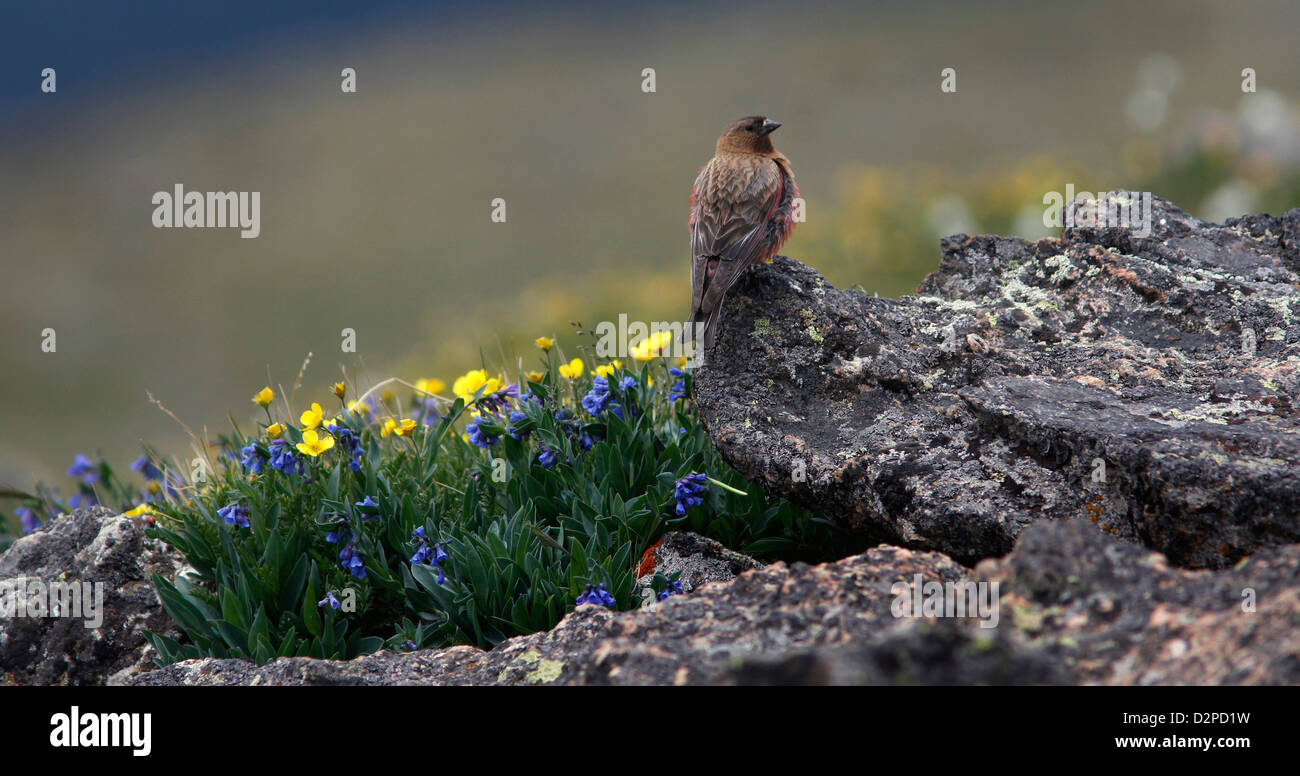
[693,195,1300,569]
[130,519,1300,685]
[12,195,1300,686]
[0,507,183,685]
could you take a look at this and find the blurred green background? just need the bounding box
[2,0,1298,516]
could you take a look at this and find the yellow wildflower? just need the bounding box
[382,417,418,437]
[253,386,274,408]
[631,330,673,361]
[453,368,503,400]
[381,389,395,404]
[415,377,446,395]
[124,504,152,518]
[296,430,335,456]
[266,422,285,439]
[526,370,544,383]
[347,399,372,416]
[300,402,324,430]
[535,336,554,351]
[331,382,346,399]
[559,358,584,380]
[595,360,623,378]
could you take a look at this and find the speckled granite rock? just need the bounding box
[633,531,764,604]
[0,507,183,685]
[973,518,1300,685]
[693,195,1300,568]
[132,542,969,685]
[130,520,1300,685]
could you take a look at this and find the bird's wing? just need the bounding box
[689,155,784,337]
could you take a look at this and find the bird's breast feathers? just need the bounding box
[690,152,796,264]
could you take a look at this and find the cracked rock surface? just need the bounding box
[130,519,1299,685]
[693,195,1300,568]
[0,507,183,685]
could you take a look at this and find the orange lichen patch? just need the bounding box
[637,539,664,577]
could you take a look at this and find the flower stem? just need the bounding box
[707,477,748,496]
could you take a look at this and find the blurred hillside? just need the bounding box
[1,0,1299,507]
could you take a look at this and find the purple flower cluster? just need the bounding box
[658,579,684,601]
[239,442,267,474]
[409,526,449,585]
[15,506,41,534]
[130,454,163,481]
[466,418,500,448]
[673,473,707,516]
[268,438,303,475]
[507,411,530,440]
[476,383,519,415]
[575,583,616,608]
[67,454,99,485]
[328,423,365,471]
[581,375,638,421]
[327,523,367,579]
[217,501,251,529]
[669,367,687,403]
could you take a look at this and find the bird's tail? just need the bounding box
[687,304,720,351]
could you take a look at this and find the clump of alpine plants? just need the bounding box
[3,331,846,665]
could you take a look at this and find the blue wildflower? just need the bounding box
[538,448,558,468]
[507,411,529,440]
[658,580,684,601]
[268,439,302,475]
[130,455,163,481]
[331,426,365,471]
[67,454,99,484]
[16,506,40,534]
[355,495,380,518]
[669,367,688,402]
[239,442,266,474]
[318,592,341,610]
[409,526,448,584]
[478,383,520,414]
[673,473,708,516]
[338,542,367,579]
[618,376,637,391]
[580,376,613,417]
[575,583,616,608]
[217,502,251,529]
[466,419,500,448]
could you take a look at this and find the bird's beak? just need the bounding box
[759,119,782,136]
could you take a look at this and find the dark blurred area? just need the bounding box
[2,0,1298,517]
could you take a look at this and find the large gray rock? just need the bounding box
[0,507,182,685]
[693,195,1300,568]
[131,519,1300,685]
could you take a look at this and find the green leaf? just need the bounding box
[303,568,323,637]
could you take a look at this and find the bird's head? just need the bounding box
[716,115,782,155]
